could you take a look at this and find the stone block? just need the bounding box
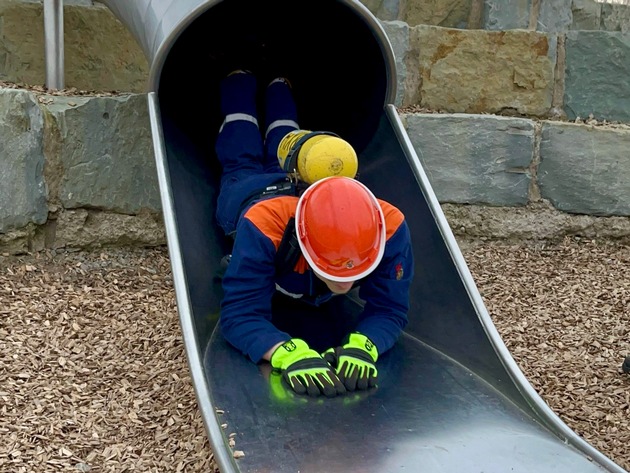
[409,26,555,116]
[359,0,401,21]
[381,20,408,106]
[539,121,630,216]
[571,0,602,30]
[564,31,630,122]
[402,0,471,28]
[0,89,48,232]
[537,0,573,32]
[53,209,165,249]
[404,113,534,205]
[64,4,148,91]
[483,0,531,30]
[601,4,630,33]
[42,94,160,214]
[0,2,147,91]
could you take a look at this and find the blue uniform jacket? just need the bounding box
[220,195,414,363]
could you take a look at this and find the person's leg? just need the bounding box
[215,71,265,235]
[263,77,299,173]
[216,71,264,185]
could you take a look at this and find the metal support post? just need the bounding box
[44,0,65,90]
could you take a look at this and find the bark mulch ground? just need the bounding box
[1,238,628,472]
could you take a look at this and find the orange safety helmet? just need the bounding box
[295,176,386,282]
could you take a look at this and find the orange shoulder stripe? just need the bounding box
[378,199,405,240]
[243,196,308,273]
[243,196,299,249]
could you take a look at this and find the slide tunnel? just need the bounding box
[100,0,627,472]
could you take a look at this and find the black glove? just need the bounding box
[323,333,378,391]
[270,339,346,397]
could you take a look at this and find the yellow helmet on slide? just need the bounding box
[277,130,358,184]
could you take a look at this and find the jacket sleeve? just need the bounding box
[356,219,414,355]
[220,217,291,363]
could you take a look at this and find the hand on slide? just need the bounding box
[270,339,346,397]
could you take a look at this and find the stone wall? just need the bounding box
[0,1,148,92]
[1,0,629,253]
[0,88,164,254]
[367,0,630,32]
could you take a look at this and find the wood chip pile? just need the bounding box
[1,239,628,472]
[0,249,216,473]
[466,238,630,470]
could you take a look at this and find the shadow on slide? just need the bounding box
[100,0,627,471]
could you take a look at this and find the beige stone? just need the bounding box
[0,226,33,254]
[52,209,165,249]
[443,202,630,244]
[403,0,471,27]
[408,26,554,115]
[64,5,148,92]
[0,2,147,92]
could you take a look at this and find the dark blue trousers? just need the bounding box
[215,73,299,235]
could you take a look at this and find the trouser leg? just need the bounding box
[215,71,264,185]
[215,72,289,235]
[263,78,299,173]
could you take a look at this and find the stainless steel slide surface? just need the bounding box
[199,108,622,473]
[207,332,599,473]
[104,0,627,471]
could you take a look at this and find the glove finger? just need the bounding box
[302,373,324,397]
[339,361,359,391]
[324,370,347,396]
[368,368,378,388]
[355,365,368,391]
[368,367,378,388]
[284,372,307,395]
[312,371,343,398]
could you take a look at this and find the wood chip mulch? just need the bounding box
[1,239,628,472]
[466,237,630,470]
[0,248,216,473]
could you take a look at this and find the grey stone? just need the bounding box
[538,0,573,32]
[0,89,48,233]
[42,94,160,214]
[571,0,602,30]
[539,121,630,216]
[564,31,630,122]
[381,21,408,106]
[403,113,534,206]
[75,463,91,473]
[483,0,532,30]
[601,4,630,33]
[359,0,401,21]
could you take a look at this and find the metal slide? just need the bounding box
[101,0,627,471]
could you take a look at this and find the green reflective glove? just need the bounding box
[270,339,346,398]
[324,333,378,392]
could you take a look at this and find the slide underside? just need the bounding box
[96,0,627,471]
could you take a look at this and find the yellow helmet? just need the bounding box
[277,130,358,185]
